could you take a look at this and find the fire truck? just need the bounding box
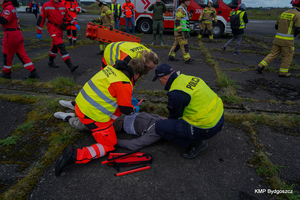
[118,0,242,38]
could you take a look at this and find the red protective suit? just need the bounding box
[37,0,78,63]
[0,0,35,74]
[61,0,80,43]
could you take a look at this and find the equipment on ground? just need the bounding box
[102,150,152,176]
[85,22,141,43]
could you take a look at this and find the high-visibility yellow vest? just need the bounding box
[237,10,245,29]
[169,74,224,129]
[103,42,150,67]
[111,3,120,17]
[76,66,133,122]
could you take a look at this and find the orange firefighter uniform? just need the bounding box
[61,0,81,46]
[257,6,300,77]
[198,4,217,41]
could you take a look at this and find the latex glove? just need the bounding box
[37,33,42,40]
[131,97,140,112]
[75,24,80,31]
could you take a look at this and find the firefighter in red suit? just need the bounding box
[36,0,80,72]
[0,0,39,79]
[61,0,80,46]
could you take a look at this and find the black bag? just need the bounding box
[230,11,241,29]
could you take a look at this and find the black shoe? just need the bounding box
[168,55,178,61]
[55,146,76,176]
[68,39,72,46]
[97,51,104,55]
[27,69,39,79]
[181,141,208,159]
[48,61,59,68]
[65,59,78,72]
[0,71,11,79]
[256,66,265,74]
[73,40,76,46]
[185,58,195,64]
[221,46,226,51]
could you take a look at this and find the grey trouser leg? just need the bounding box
[69,117,89,131]
[224,34,243,51]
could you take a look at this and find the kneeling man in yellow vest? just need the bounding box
[152,64,224,159]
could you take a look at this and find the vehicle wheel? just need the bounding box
[213,22,224,38]
[137,18,152,34]
[26,8,31,13]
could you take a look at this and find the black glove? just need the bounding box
[109,26,113,31]
[178,31,182,36]
[184,31,190,39]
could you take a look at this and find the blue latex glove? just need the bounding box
[37,33,42,40]
[75,24,80,31]
[131,97,140,112]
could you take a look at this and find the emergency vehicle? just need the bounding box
[118,0,242,37]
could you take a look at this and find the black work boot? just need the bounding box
[181,141,208,159]
[55,146,76,176]
[73,40,76,46]
[27,69,39,79]
[0,71,11,79]
[256,66,265,74]
[168,55,178,61]
[65,59,78,72]
[48,57,59,68]
[185,58,195,64]
[68,39,72,46]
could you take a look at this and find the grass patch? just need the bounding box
[49,76,76,91]
[140,102,168,117]
[0,135,20,146]
[247,8,286,20]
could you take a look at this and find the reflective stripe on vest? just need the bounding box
[111,3,120,16]
[275,12,295,41]
[76,66,132,122]
[104,42,149,66]
[169,74,224,129]
[174,6,190,32]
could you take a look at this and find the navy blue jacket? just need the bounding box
[164,72,191,120]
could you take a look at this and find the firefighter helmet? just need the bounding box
[291,0,300,5]
[208,0,213,6]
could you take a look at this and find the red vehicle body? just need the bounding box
[118,0,242,37]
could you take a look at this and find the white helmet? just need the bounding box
[208,0,213,6]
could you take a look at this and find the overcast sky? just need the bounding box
[242,0,292,8]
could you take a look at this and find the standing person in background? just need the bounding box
[0,0,39,79]
[61,0,81,46]
[122,0,135,35]
[28,1,39,18]
[168,0,194,64]
[198,0,217,43]
[111,0,121,30]
[94,0,114,55]
[36,0,80,72]
[148,0,167,46]
[222,3,248,55]
[256,0,300,77]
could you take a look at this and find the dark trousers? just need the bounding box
[155,114,224,149]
